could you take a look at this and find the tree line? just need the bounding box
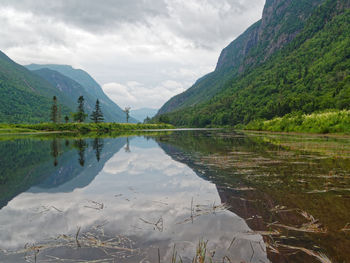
[51,96,133,123]
[51,95,104,123]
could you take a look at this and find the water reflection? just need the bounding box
[92,138,104,162]
[74,139,88,167]
[1,130,349,262]
[0,134,268,263]
[124,137,131,152]
[155,130,350,263]
[50,138,60,166]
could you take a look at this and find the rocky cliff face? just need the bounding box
[215,0,324,72]
[158,0,326,116]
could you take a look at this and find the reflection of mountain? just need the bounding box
[156,131,350,263]
[0,137,128,209]
[156,130,270,183]
[31,138,127,193]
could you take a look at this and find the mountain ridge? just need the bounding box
[157,0,325,115]
[0,50,72,123]
[155,0,350,127]
[26,64,137,123]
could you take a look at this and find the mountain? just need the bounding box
[31,68,122,122]
[26,64,137,123]
[0,51,72,123]
[156,0,350,127]
[0,50,134,123]
[131,108,158,122]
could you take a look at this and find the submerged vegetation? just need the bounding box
[243,110,350,134]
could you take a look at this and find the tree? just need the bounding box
[124,106,131,123]
[90,99,104,123]
[51,96,58,123]
[74,96,87,122]
[50,138,59,166]
[64,115,69,123]
[74,139,87,166]
[93,138,104,162]
[58,105,62,123]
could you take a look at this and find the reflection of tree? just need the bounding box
[124,137,131,153]
[93,138,104,162]
[74,139,87,166]
[50,139,60,166]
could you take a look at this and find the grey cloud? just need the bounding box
[0,0,265,109]
[2,0,168,33]
[2,0,264,47]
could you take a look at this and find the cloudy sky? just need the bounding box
[0,0,265,110]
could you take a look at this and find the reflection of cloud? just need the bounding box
[0,139,269,262]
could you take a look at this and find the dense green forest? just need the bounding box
[0,52,71,123]
[154,0,350,129]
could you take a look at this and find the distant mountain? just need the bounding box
[26,64,137,123]
[0,51,72,123]
[156,0,350,127]
[131,108,158,122]
[0,50,135,123]
[32,68,120,122]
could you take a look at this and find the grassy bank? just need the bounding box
[0,122,174,134]
[243,110,350,134]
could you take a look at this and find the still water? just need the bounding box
[0,130,349,263]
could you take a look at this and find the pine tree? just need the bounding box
[90,99,104,123]
[73,96,87,122]
[51,96,58,123]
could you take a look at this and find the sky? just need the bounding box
[0,0,265,110]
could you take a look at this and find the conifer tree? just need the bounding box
[90,99,104,123]
[51,96,58,123]
[74,96,87,122]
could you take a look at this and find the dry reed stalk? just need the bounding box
[276,244,332,263]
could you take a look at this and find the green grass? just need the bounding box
[0,122,174,134]
[243,110,350,134]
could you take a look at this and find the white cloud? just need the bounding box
[0,0,265,109]
[102,80,186,109]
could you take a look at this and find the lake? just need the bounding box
[0,130,349,263]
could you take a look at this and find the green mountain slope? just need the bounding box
[156,0,350,127]
[0,51,72,123]
[32,68,124,122]
[26,64,136,123]
[158,0,325,115]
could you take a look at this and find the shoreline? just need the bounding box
[0,123,174,135]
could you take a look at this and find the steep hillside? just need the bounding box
[156,0,350,127]
[0,51,72,123]
[32,68,124,122]
[158,0,325,115]
[26,64,136,123]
